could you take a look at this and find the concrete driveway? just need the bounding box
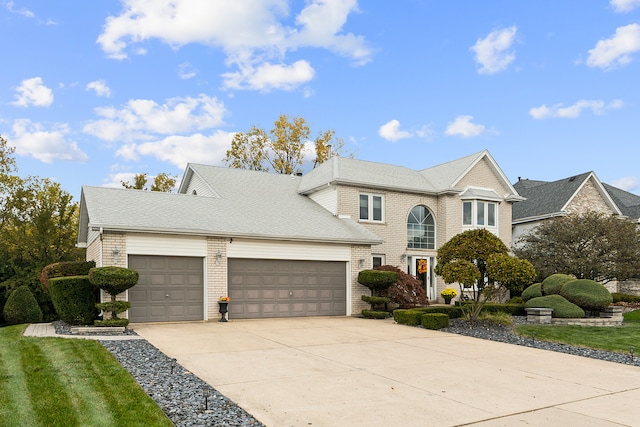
[133,317,640,427]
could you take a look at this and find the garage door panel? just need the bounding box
[228,259,346,319]
[128,255,203,323]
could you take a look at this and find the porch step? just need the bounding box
[70,326,126,334]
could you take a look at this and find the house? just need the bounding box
[77,149,523,322]
[512,172,640,294]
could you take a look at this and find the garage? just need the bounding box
[128,255,204,323]
[228,258,347,319]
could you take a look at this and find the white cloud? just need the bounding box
[378,120,413,142]
[221,60,315,92]
[178,62,198,80]
[83,94,227,142]
[12,77,54,107]
[97,0,371,91]
[610,176,639,191]
[10,119,88,163]
[610,0,640,13]
[4,1,35,18]
[471,26,517,74]
[529,99,623,119]
[86,80,111,97]
[116,131,235,169]
[587,23,640,69]
[445,116,486,138]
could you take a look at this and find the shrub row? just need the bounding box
[421,313,449,330]
[393,303,525,326]
[612,292,640,303]
[361,310,389,319]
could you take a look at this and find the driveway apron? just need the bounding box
[133,317,640,427]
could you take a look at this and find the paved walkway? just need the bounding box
[132,317,640,427]
[23,322,144,341]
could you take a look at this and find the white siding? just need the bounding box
[308,185,338,215]
[184,175,217,197]
[227,239,351,261]
[127,233,207,256]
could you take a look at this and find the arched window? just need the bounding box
[407,205,435,249]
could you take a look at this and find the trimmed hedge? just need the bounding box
[541,274,574,296]
[612,292,640,303]
[421,313,449,330]
[418,306,464,319]
[525,295,585,318]
[361,310,389,319]
[3,285,43,325]
[522,283,542,301]
[559,279,612,312]
[480,303,526,316]
[393,308,430,325]
[49,276,96,325]
[40,261,96,292]
[392,303,524,326]
[358,270,398,294]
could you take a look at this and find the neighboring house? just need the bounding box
[78,149,523,323]
[512,172,640,293]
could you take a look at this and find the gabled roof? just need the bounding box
[298,156,437,195]
[299,149,522,201]
[603,183,640,220]
[78,166,383,246]
[513,172,622,222]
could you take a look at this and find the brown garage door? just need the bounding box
[228,259,347,319]
[128,255,204,323]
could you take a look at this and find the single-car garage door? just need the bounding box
[228,259,346,319]
[128,255,204,323]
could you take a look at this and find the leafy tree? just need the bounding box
[486,253,536,296]
[224,114,349,174]
[513,211,640,284]
[121,172,177,192]
[0,135,84,322]
[435,228,515,321]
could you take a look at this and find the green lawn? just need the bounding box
[515,309,640,354]
[0,324,172,427]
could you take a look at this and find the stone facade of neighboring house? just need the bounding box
[513,172,640,294]
[77,149,523,322]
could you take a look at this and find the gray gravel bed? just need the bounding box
[55,317,637,426]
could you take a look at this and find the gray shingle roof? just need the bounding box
[79,166,382,245]
[298,156,437,194]
[603,183,640,220]
[512,173,592,220]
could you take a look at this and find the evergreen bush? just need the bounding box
[361,310,389,319]
[521,283,542,301]
[40,261,96,292]
[421,313,449,330]
[541,274,574,296]
[559,279,613,312]
[525,295,585,318]
[49,276,96,325]
[3,285,43,325]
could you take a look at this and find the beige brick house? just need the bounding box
[78,149,523,322]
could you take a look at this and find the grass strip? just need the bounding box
[0,325,172,427]
[516,309,640,354]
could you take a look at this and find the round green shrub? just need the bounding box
[421,313,449,330]
[521,283,542,301]
[88,267,139,299]
[541,274,574,295]
[3,285,43,325]
[559,279,613,312]
[525,295,585,318]
[358,270,398,295]
[49,276,97,325]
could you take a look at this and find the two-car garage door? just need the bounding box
[228,259,347,319]
[127,254,347,322]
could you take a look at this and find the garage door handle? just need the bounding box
[289,291,293,296]
[165,294,170,298]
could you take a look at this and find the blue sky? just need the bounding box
[1,0,640,201]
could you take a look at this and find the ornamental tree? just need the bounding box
[514,211,640,283]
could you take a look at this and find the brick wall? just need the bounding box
[207,237,227,320]
[100,232,128,314]
[351,244,372,313]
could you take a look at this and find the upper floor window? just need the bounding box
[359,194,383,222]
[407,205,435,249]
[463,200,497,228]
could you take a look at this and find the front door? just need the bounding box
[410,256,436,301]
